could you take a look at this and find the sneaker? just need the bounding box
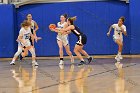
[70,56,74,64]
[118,55,123,60]
[32,61,39,66]
[59,60,64,65]
[10,61,15,65]
[115,55,119,60]
[115,55,123,60]
[115,55,121,62]
[78,61,86,66]
[19,54,23,61]
[87,57,93,64]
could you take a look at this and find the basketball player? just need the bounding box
[52,16,93,66]
[26,14,41,46]
[54,14,74,65]
[107,16,127,61]
[19,14,41,60]
[10,20,38,66]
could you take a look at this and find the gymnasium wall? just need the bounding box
[1,1,139,58]
[16,1,130,57]
[130,0,140,54]
[0,4,16,58]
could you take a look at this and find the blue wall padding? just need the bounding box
[1,0,139,57]
[0,4,16,57]
[130,0,140,54]
[16,1,130,57]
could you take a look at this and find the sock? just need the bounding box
[81,59,85,62]
[87,56,90,59]
[12,59,15,62]
[70,55,73,58]
[60,58,63,61]
[118,52,121,55]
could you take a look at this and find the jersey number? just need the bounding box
[25,34,30,39]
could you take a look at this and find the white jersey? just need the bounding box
[112,24,126,42]
[57,22,69,46]
[19,27,32,47]
[57,22,67,28]
[57,22,68,36]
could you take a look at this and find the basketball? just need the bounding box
[49,24,56,30]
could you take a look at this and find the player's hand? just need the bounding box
[34,36,38,43]
[120,27,124,32]
[60,30,65,34]
[51,28,56,32]
[37,37,42,40]
[107,32,110,36]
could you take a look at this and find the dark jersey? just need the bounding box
[71,26,83,37]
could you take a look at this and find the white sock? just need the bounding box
[70,55,73,58]
[12,59,15,62]
[81,59,85,62]
[118,52,121,55]
[32,60,36,63]
[87,56,90,59]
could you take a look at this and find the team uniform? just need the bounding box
[19,27,32,47]
[57,22,69,46]
[19,20,35,60]
[70,25,93,66]
[71,26,87,46]
[112,24,126,42]
[112,24,126,61]
[29,20,36,46]
[10,27,38,66]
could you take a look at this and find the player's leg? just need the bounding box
[10,46,23,65]
[57,40,64,65]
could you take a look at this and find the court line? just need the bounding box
[28,63,137,92]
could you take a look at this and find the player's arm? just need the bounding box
[34,21,39,32]
[62,22,71,35]
[18,29,26,45]
[107,25,113,36]
[33,21,39,38]
[18,35,25,45]
[52,28,61,33]
[63,22,68,29]
[60,25,74,34]
[120,26,127,36]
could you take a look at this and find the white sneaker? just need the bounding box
[10,61,15,65]
[32,61,39,66]
[59,60,64,65]
[115,55,119,60]
[70,56,74,64]
[118,55,123,59]
[115,55,121,62]
[115,54,123,60]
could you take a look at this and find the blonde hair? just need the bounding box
[21,20,31,27]
[68,16,77,25]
